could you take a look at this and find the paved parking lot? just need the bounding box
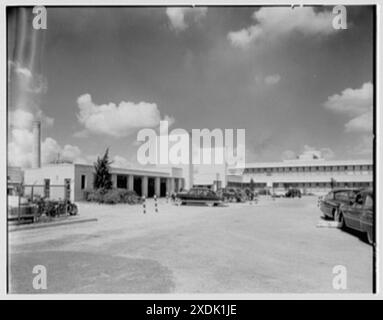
[9,196,373,293]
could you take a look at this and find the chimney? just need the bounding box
[188,132,194,189]
[32,121,41,168]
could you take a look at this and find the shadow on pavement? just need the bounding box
[9,250,175,294]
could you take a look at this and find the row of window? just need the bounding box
[244,165,373,174]
[272,182,372,188]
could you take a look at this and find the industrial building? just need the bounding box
[24,163,184,201]
[21,121,185,201]
[15,121,373,201]
[226,158,373,194]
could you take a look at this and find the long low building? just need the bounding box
[227,158,373,194]
[24,163,185,201]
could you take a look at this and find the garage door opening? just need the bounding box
[148,177,155,198]
[133,176,142,196]
[160,178,167,197]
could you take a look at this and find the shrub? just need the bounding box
[119,189,142,204]
[103,189,121,204]
[83,188,106,203]
[84,188,141,205]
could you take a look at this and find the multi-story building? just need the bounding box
[227,158,373,194]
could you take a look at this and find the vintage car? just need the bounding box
[217,188,246,203]
[272,190,286,198]
[319,188,360,220]
[244,188,257,199]
[176,187,222,206]
[337,189,374,244]
[285,188,302,198]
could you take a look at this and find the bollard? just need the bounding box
[154,194,159,213]
[142,196,146,214]
[166,192,169,203]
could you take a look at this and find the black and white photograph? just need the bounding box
[3,1,380,298]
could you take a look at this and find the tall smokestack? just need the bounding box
[188,132,194,189]
[32,121,41,168]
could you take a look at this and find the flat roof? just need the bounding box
[234,159,373,169]
[36,162,180,178]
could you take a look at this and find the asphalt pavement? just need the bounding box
[8,196,373,293]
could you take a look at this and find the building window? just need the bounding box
[117,175,128,189]
[81,175,86,190]
[44,179,50,198]
[64,179,71,200]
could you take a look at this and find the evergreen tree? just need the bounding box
[249,178,255,191]
[94,148,113,190]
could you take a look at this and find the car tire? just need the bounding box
[332,208,338,221]
[337,212,346,229]
[69,204,78,216]
[366,230,374,245]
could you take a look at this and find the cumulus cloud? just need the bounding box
[228,7,334,48]
[166,7,207,32]
[75,93,173,138]
[345,110,372,133]
[41,138,84,164]
[324,82,373,157]
[282,145,335,161]
[324,82,372,116]
[8,60,48,95]
[8,109,84,167]
[324,82,373,134]
[300,145,335,160]
[264,74,281,85]
[9,132,85,168]
[112,155,133,168]
[348,134,373,157]
[281,150,296,160]
[9,109,54,130]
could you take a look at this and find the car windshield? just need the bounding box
[335,191,353,201]
[364,195,373,208]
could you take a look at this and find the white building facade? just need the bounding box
[227,159,373,194]
[24,163,185,202]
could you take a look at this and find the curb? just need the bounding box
[8,217,98,232]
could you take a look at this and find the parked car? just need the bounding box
[217,188,237,202]
[258,188,271,196]
[244,188,257,200]
[337,189,374,244]
[176,187,222,206]
[217,188,246,202]
[285,188,301,198]
[272,190,285,198]
[319,188,360,220]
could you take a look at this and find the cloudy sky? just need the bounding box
[7,6,374,168]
